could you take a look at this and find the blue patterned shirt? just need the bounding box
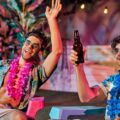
[101,73,117,120]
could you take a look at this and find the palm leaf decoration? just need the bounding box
[1,0,47,32]
[0,0,51,59]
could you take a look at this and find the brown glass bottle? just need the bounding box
[73,30,84,64]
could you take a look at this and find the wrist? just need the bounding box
[74,63,83,68]
[47,17,57,23]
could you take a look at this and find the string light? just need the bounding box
[79,2,109,15]
[80,4,85,9]
[104,6,108,14]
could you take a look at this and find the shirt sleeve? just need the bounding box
[99,75,115,96]
[38,64,48,83]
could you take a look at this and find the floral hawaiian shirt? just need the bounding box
[0,59,48,110]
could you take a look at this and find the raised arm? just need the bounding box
[43,0,62,77]
[70,50,103,102]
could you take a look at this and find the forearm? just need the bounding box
[47,18,62,54]
[43,19,62,77]
[75,64,98,102]
[43,0,62,76]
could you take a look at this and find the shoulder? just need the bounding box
[0,59,12,66]
[102,74,116,85]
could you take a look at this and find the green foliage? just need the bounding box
[1,0,47,32]
[0,0,51,59]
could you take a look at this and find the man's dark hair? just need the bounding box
[111,36,120,50]
[25,30,47,51]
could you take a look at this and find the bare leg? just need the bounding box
[9,110,28,120]
[0,110,28,120]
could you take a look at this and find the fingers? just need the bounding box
[52,0,55,8]
[45,6,52,15]
[52,0,62,11]
[46,6,50,12]
[70,50,78,65]
[55,0,59,9]
[58,3,62,11]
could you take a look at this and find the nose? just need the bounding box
[28,44,33,49]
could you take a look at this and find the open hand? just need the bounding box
[45,0,62,20]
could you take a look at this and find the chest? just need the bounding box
[3,69,24,88]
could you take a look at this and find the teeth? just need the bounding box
[25,49,29,52]
[25,49,31,54]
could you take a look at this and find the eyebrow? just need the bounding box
[26,39,40,46]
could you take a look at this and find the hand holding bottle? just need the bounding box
[70,49,79,66]
[73,30,84,64]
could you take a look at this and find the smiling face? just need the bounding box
[21,35,42,62]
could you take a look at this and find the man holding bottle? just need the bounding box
[70,35,120,120]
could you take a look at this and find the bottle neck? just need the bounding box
[74,38,80,43]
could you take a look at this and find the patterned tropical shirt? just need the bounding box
[0,59,48,110]
[100,72,118,120]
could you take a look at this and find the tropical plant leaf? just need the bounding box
[26,0,35,5]
[24,12,35,30]
[8,21,19,28]
[16,0,22,10]
[16,32,25,44]
[0,0,51,59]
[8,0,21,12]
[28,18,46,31]
[0,1,19,19]
[26,0,43,12]
[39,13,45,17]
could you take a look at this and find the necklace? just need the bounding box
[7,57,33,100]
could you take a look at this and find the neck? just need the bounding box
[19,56,27,67]
[19,56,35,67]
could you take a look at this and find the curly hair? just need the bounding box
[111,36,120,50]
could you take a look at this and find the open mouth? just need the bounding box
[24,49,32,56]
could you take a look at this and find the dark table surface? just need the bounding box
[35,89,106,120]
